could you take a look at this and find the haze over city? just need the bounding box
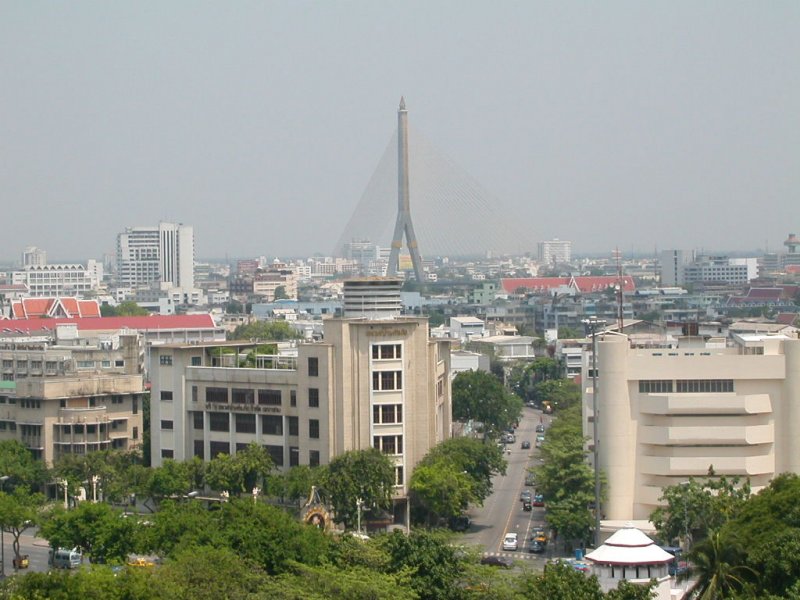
[2,2,798,262]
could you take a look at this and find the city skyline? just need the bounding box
[2,2,798,262]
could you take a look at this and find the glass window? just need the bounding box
[289,446,300,467]
[209,412,229,432]
[258,390,281,406]
[193,411,204,430]
[265,445,284,467]
[232,389,254,405]
[191,356,202,366]
[309,419,320,439]
[159,355,173,366]
[160,391,173,401]
[235,413,256,434]
[206,387,228,404]
[210,441,230,458]
[193,440,204,459]
[288,416,299,436]
[161,420,173,430]
[262,415,283,436]
[308,357,319,377]
[309,450,320,467]
[309,388,319,408]
[290,390,297,407]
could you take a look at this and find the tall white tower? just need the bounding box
[159,222,194,290]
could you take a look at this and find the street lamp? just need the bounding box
[91,475,100,503]
[583,316,606,548]
[58,479,69,510]
[0,475,9,578]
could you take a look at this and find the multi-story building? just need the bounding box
[116,222,194,290]
[253,269,297,302]
[538,239,572,266]
[11,263,101,297]
[585,330,800,521]
[0,325,145,463]
[661,252,754,287]
[21,247,47,268]
[150,315,452,522]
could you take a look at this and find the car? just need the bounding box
[529,540,546,553]
[480,555,513,568]
[536,434,545,443]
[521,440,531,449]
[502,533,518,551]
[522,500,532,511]
[533,494,545,507]
[520,490,532,502]
[448,515,471,531]
[536,424,546,433]
[525,474,536,487]
[532,528,547,544]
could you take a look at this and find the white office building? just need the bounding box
[116,222,194,291]
[538,239,572,265]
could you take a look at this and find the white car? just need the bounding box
[502,533,518,551]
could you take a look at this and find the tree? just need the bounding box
[230,320,301,341]
[685,531,757,599]
[0,489,44,565]
[101,300,149,317]
[0,440,48,491]
[451,370,522,440]
[650,468,750,547]
[410,462,476,523]
[533,379,580,412]
[274,285,289,300]
[518,560,604,599]
[507,357,562,404]
[145,459,192,507]
[416,437,506,505]
[320,449,395,528]
[205,443,273,495]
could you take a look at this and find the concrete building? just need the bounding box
[149,315,451,521]
[11,263,101,297]
[116,222,194,290]
[253,269,297,302]
[659,250,685,287]
[449,316,485,343]
[22,247,47,268]
[538,239,572,265]
[342,278,403,319]
[585,330,800,521]
[0,325,144,464]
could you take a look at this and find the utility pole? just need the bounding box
[583,316,606,547]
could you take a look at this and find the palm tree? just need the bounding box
[683,531,757,599]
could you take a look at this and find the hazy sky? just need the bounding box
[2,1,798,262]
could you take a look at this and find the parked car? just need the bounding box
[502,533,519,551]
[529,540,546,553]
[481,555,513,568]
[533,494,545,507]
[525,474,536,487]
[520,490,532,503]
[532,528,547,544]
[536,434,546,443]
[522,499,532,511]
[536,423,546,433]
[521,440,531,449]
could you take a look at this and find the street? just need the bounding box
[0,529,52,578]
[460,406,552,567]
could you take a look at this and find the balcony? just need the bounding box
[640,423,773,446]
[640,453,774,477]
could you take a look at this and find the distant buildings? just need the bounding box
[21,246,46,268]
[538,239,572,265]
[116,222,194,290]
[660,250,757,287]
[11,262,102,297]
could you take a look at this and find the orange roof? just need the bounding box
[502,276,635,294]
[10,298,101,319]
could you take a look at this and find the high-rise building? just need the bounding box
[659,250,685,287]
[21,247,47,268]
[538,239,572,265]
[116,222,194,290]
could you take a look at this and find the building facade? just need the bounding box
[116,222,194,290]
[538,239,572,265]
[585,331,800,521]
[11,264,100,297]
[0,328,145,464]
[150,316,451,516]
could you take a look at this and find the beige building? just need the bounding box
[586,331,800,521]
[150,315,451,515]
[0,327,145,464]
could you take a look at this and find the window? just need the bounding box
[308,388,319,408]
[308,357,319,377]
[235,413,256,434]
[77,361,95,369]
[258,389,281,406]
[161,449,174,459]
[288,416,299,436]
[132,397,138,414]
[30,361,43,370]
[265,445,284,467]
[159,355,173,366]
[133,426,139,440]
[372,370,403,391]
[161,420,174,430]
[232,388,254,405]
[194,440,205,459]
[115,360,124,368]
[309,450,320,467]
[210,441,230,458]
[1,360,11,369]
[676,380,734,393]
[373,434,403,455]
[192,386,198,402]
[394,466,404,486]
[206,387,228,404]
[309,419,320,439]
[373,403,403,424]
[638,380,673,394]
[262,415,283,436]
[290,390,297,407]
[289,446,300,467]
[191,356,202,366]
[193,411,204,430]
[160,391,173,401]
[209,412,230,432]
[372,344,401,360]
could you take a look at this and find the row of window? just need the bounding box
[372,404,403,425]
[638,379,735,394]
[186,412,319,439]
[187,441,320,468]
[372,371,402,391]
[196,387,313,407]
[372,344,402,360]
[373,434,403,455]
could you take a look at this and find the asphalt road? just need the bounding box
[0,529,52,578]
[460,406,553,567]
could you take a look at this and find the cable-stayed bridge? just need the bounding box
[335,125,531,259]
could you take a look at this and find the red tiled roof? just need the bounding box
[6,314,217,334]
[745,288,782,300]
[10,297,101,319]
[776,313,798,326]
[501,276,636,294]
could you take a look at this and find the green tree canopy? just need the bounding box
[205,443,273,495]
[101,300,150,317]
[0,440,48,491]
[320,448,395,528]
[409,462,476,523]
[230,320,301,341]
[0,488,45,562]
[451,370,522,440]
